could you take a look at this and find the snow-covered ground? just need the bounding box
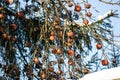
[79,67,120,80]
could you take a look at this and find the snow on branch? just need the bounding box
[79,67,120,80]
[64,10,118,27]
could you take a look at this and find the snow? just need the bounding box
[79,67,120,80]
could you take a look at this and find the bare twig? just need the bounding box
[99,0,120,5]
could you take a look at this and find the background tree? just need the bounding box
[0,0,120,80]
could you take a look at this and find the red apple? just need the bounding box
[54,18,60,23]
[48,67,54,72]
[57,70,62,75]
[85,3,91,9]
[57,48,62,55]
[74,4,81,12]
[67,30,74,37]
[9,24,17,30]
[102,59,109,66]
[2,33,8,39]
[0,13,5,19]
[68,59,73,65]
[82,68,89,74]
[55,25,60,29]
[66,43,72,47]
[33,58,39,64]
[76,54,81,58]
[41,73,46,79]
[68,2,73,7]
[52,47,57,54]
[0,7,4,11]
[24,42,31,47]
[67,50,75,56]
[86,12,92,17]
[17,12,25,19]
[6,0,13,5]
[50,35,55,41]
[96,43,102,49]
[83,19,89,25]
[112,59,116,63]
[67,38,73,43]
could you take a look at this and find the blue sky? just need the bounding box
[89,0,120,35]
[74,0,120,45]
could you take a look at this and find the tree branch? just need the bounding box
[71,10,119,27]
[99,0,120,5]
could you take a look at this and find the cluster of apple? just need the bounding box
[33,57,59,79]
[67,1,113,67]
[0,5,27,45]
[96,43,109,66]
[0,5,15,42]
[45,1,111,78]
[0,24,16,42]
[96,43,116,66]
[67,1,92,25]
[0,0,13,18]
[32,55,89,79]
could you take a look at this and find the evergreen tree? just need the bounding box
[0,0,119,79]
